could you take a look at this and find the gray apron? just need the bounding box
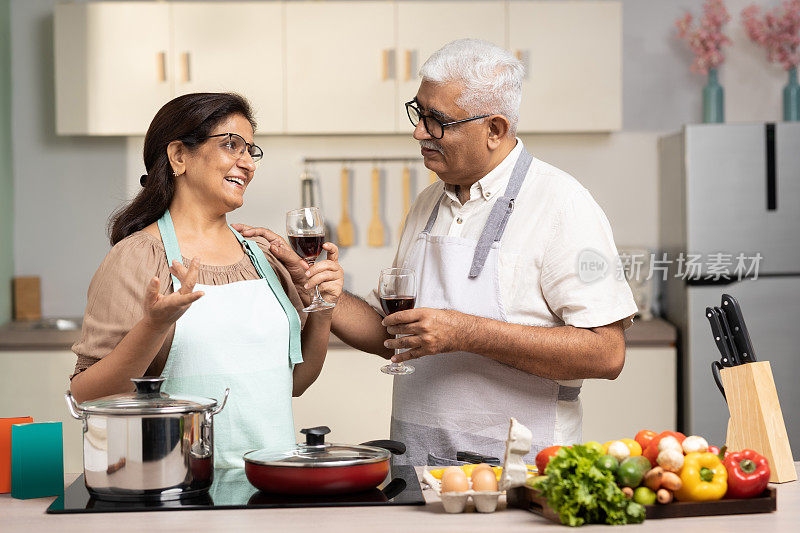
[389,149,580,467]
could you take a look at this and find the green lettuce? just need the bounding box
[534,444,646,526]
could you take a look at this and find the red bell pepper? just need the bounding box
[723,449,770,499]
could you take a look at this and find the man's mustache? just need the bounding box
[419,140,443,154]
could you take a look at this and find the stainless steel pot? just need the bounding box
[65,377,229,501]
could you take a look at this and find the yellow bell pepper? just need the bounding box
[674,452,728,501]
[601,438,642,457]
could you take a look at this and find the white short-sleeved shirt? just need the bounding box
[367,140,637,445]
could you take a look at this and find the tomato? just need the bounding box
[634,430,658,451]
[535,446,562,475]
[644,443,660,467]
[657,431,686,444]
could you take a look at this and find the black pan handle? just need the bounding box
[380,477,407,500]
[360,439,406,455]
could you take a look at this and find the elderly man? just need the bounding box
[237,39,636,466]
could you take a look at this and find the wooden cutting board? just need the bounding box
[507,485,777,522]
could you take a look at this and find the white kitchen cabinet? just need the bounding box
[284,2,396,133]
[0,350,84,474]
[171,2,284,134]
[509,1,622,132]
[55,2,173,135]
[581,346,677,444]
[395,1,507,133]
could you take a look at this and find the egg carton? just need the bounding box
[440,490,503,514]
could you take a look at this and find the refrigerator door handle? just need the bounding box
[766,123,777,211]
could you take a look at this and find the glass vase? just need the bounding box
[784,66,800,122]
[703,68,724,124]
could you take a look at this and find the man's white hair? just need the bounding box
[419,38,524,137]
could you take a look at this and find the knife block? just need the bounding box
[720,361,796,483]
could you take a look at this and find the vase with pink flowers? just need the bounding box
[676,0,732,123]
[742,0,800,121]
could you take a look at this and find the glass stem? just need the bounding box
[308,259,325,303]
[392,335,405,368]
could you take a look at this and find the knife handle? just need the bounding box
[721,294,758,363]
[711,361,727,403]
[714,305,741,365]
[456,451,501,466]
[705,307,732,367]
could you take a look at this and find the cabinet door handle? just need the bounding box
[404,50,413,81]
[381,49,395,81]
[514,50,529,79]
[181,52,191,83]
[157,51,167,82]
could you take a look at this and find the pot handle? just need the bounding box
[64,391,86,420]
[360,439,406,456]
[211,388,230,416]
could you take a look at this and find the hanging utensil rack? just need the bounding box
[302,157,422,165]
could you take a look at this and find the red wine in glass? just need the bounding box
[288,234,325,262]
[379,296,416,315]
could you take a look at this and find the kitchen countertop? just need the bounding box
[1,464,796,532]
[0,317,676,351]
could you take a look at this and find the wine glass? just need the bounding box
[286,207,335,313]
[378,267,416,375]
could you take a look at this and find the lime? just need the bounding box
[583,441,603,454]
[595,455,619,474]
[633,486,657,505]
[616,458,645,488]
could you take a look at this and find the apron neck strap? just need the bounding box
[469,148,534,278]
[228,227,304,366]
[156,210,184,290]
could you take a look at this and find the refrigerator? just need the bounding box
[659,123,800,455]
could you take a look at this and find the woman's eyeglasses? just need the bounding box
[206,133,263,162]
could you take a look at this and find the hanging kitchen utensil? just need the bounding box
[429,169,438,184]
[301,169,333,242]
[243,426,406,495]
[336,166,354,247]
[399,164,411,239]
[300,170,314,207]
[367,165,385,247]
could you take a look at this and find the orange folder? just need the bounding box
[1,417,33,493]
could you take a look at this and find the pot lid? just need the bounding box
[78,377,220,415]
[243,427,391,468]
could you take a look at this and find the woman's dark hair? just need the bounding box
[108,92,257,245]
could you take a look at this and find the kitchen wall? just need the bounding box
[8,0,793,317]
[0,0,12,325]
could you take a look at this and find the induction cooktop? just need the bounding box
[47,465,425,513]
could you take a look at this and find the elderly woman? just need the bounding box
[70,92,343,467]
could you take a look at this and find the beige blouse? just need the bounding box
[71,231,306,380]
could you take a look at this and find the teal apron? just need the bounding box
[156,210,302,468]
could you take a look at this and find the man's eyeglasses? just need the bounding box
[206,133,263,163]
[405,99,491,139]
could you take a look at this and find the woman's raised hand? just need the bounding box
[143,257,204,331]
[230,223,343,308]
[304,242,344,307]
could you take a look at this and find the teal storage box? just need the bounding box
[10,422,64,499]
